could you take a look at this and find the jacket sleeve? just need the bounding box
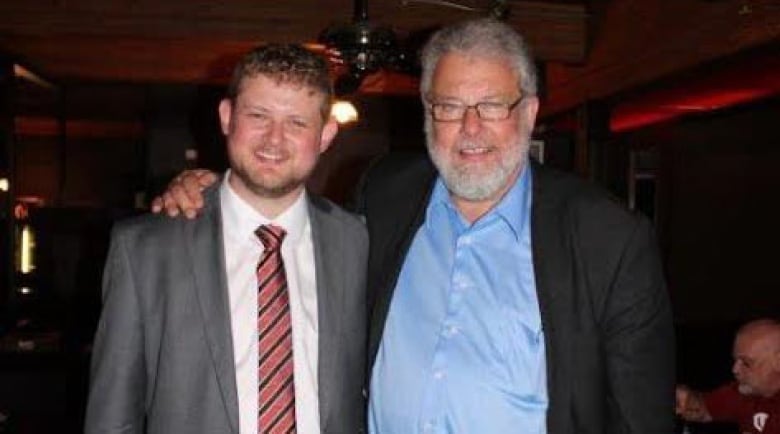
[84,226,146,434]
[703,382,743,422]
[602,218,675,433]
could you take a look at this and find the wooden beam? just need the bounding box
[0,34,253,84]
[542,0,780,116]
[0,0,587,84]
[15,117,144,139]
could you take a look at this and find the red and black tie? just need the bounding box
[255,224,296,434]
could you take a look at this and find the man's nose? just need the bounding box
[732,361,742,376]
[461,107,483,136]
[266,121,285,144]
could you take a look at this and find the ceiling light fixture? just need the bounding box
[331,100,359,124]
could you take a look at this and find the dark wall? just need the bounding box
[625,97,780,325]
[13,82,146,209]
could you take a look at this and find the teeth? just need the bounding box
[461,147,489,155]
[256,150,284,161]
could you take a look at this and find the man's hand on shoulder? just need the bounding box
[150,169,219,219]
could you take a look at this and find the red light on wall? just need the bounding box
[611,87,777,133]
[610,48,780,133]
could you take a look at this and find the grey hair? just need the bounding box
[419,18,538,99]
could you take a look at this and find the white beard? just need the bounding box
[737,382,755,396]
[425,117,528,202]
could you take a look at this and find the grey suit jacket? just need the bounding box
[85,185,369,434]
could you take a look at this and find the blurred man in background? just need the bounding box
[677,319,780,434]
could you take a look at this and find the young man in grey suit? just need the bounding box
[85,45,368,434]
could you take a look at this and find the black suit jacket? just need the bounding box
[356,152,675,434]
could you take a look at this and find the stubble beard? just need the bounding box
[229,151,306,200]
[425,117,529,202]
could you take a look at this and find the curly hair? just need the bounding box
[226,44,333,120]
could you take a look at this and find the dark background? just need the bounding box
[1,0,779,431]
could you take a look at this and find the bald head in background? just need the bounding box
[733,319,780,398]
[676,318,780,429]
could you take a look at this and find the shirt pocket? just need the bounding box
[497,307,548,410]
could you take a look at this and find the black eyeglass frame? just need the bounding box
[426,95,525,122]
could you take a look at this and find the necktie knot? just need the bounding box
[255,224,286,252]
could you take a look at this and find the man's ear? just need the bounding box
[522,95,540,127]
[218,99,233,135]
[319,118,339,153]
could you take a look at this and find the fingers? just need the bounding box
[151,190,180,215]
[181,173,205,205]
[180,171,214,218]
[195,169,219,187]
[170,169,218,218]
[165,182,194,218]
[675,386,689,414]
[150,169,219,218]
[150,196,164,213]
[674,386,712,422]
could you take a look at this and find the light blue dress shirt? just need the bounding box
[369,166,547,434]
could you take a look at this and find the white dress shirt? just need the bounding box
[220,172,320,434]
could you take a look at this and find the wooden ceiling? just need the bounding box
[0,0,588,85]
[1,0,778,117]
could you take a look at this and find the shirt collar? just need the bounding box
[220,169,309,247]
[427,163,533,241]
[492,163,532,241]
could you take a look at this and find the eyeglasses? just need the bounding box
[428,96,524,122]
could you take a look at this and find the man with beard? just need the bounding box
[677,319,780,434]
[153,18,674,433]
[86,44,368,434]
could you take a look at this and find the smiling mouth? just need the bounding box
[255,149,285,162]
[459,147,492,156]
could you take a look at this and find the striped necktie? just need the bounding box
[255,224,296,434]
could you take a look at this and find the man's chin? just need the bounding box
[249,181,301,199]
[234,171,303,200]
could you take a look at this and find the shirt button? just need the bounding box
[422,422,435,432]
[433,370,445,380]
[453,280,468,291]
[443,325,459,337]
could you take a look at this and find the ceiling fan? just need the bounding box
[317,0,509,95]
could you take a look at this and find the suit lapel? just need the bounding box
[308,195,343,432]
[364,156,437,368]
[187,186,239,433]
[530,161,572,434]
[367,160,437,368]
